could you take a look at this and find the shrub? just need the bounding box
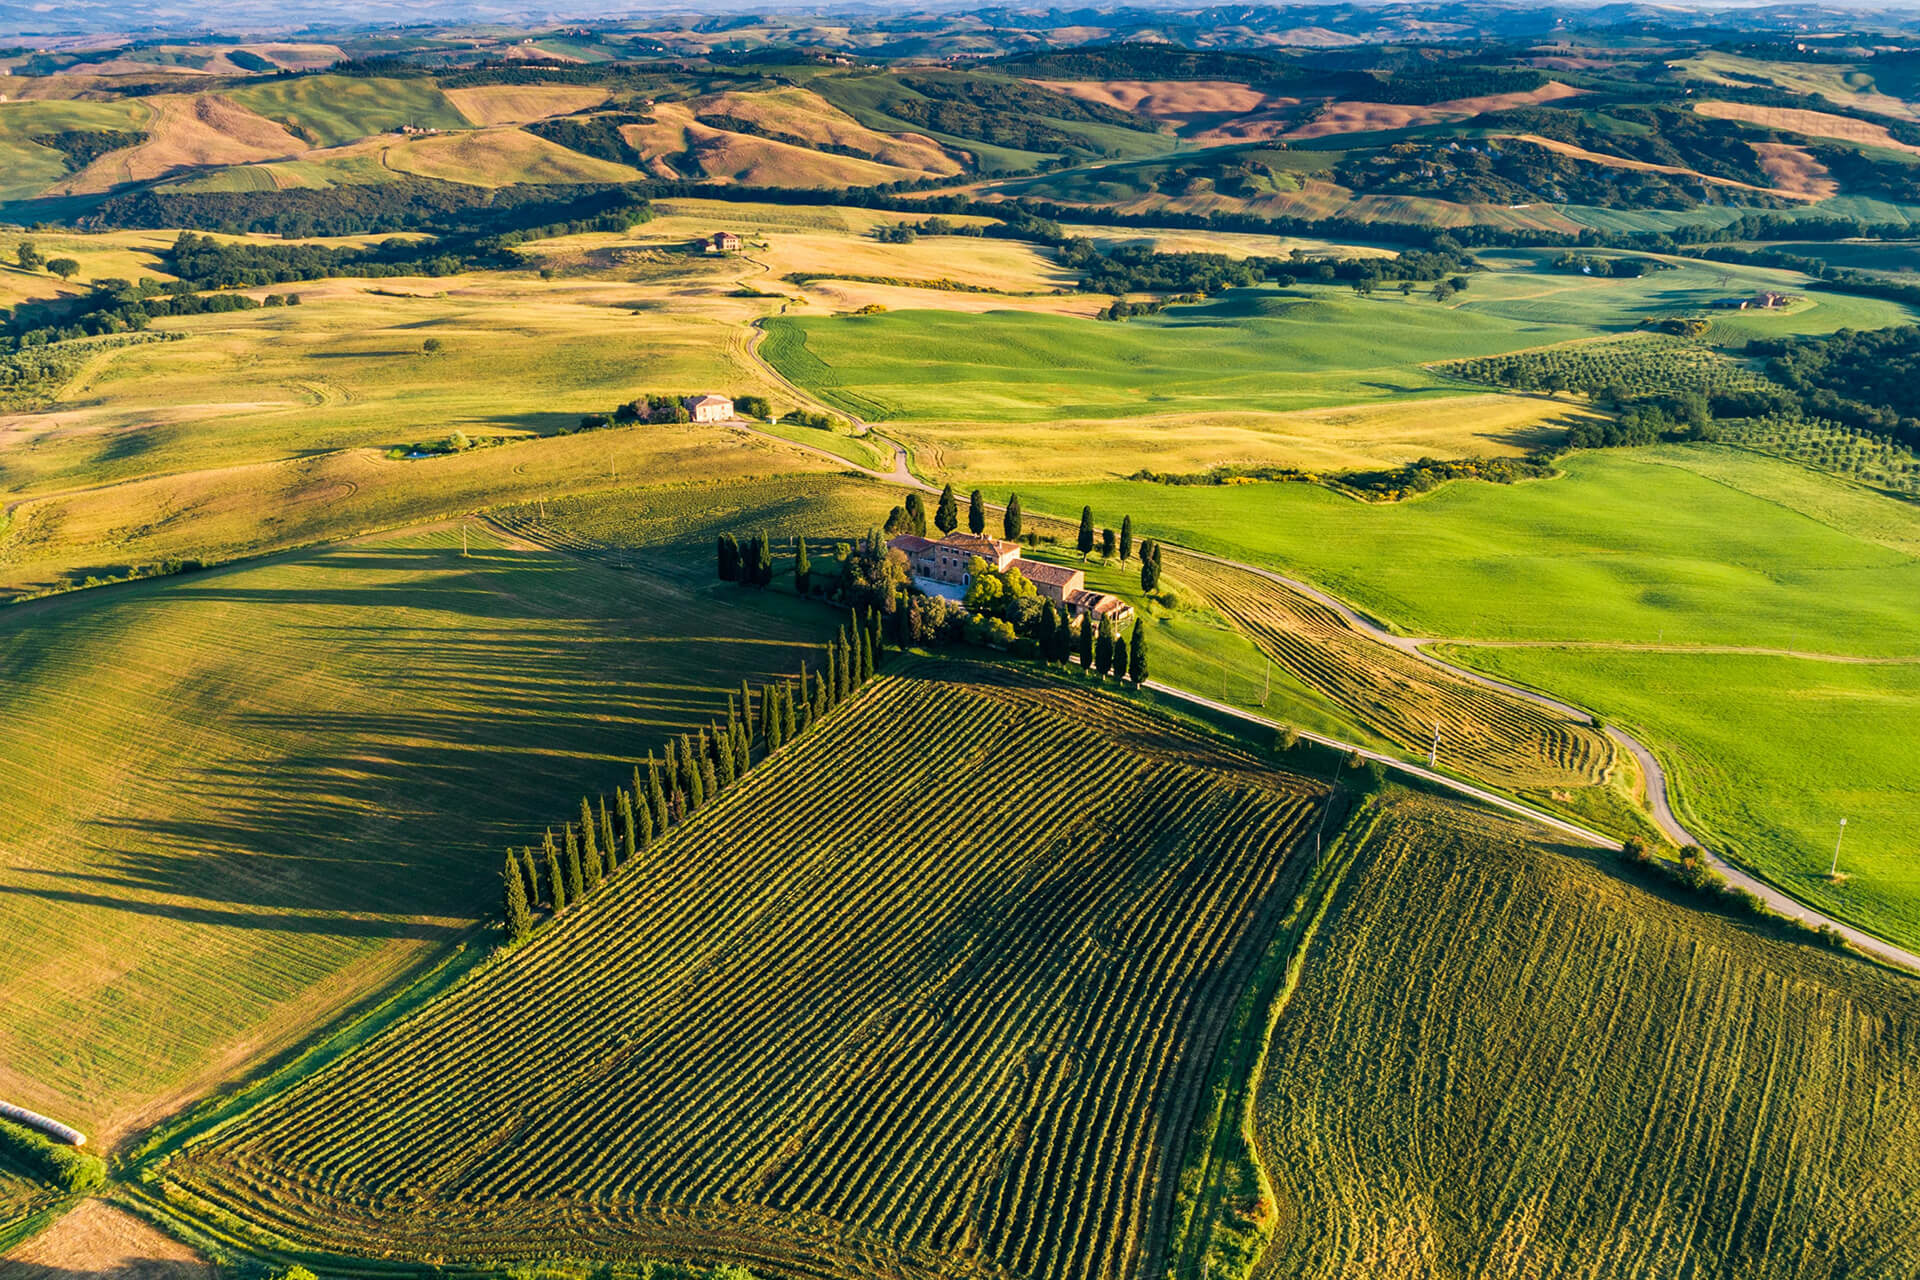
[0,1118,106,1193]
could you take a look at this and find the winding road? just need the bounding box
[733,323,1920,975]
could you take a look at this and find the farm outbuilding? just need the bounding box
[684,394,735,423]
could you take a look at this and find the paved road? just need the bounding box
[736,321,1920,975]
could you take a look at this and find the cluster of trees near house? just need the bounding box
[500,610,886,940]
[579,392,769,431]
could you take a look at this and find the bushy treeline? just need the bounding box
[29,127,146,169]
[1365,65,1546,104]
[525,113,653,167]
[0,1119,106,1194]
[1749,325,1920,447]
[500,613,887,940]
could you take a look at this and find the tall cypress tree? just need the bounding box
[1004,493,1023,541]
[794,537,812,595]
[700,752,718,806]
[1101,528,1117,560]
[599,797,617,869]
[935,483,959,533]
[1120,515,1133,563]
[968,488,986,535]
[647,757,668,834]
[781,683,797,741]
[860,625,875,684]
[636,789,654,850]
[619,789,638,860]
[716,723,737,786]
[766,686,784,751]
[1078,615,1095,672]
[1077,505,1095,560]
[741,680,755,741]
[519,845,542,909]
[904,491,927,536]
[1128,617,1148,685]
[1095,618,1114,675]
[546,841,567,912]
[813,668,829,721]
[503,850,533,941]
[837,628,853,697]
[564,824,585,901]
[1113,634,1129,685]
[579,797,599,874]
[1140,539,1161,592]
[669,781,686,823]
[733,716,750,774]
[684,735,706,810]
[1040,601,1060,662]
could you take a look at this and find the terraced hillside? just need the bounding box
[1254,795,1920,1279]
[164,662,1327,1280]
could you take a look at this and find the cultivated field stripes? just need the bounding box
[1257,799,1920,1280]
[169,663,1324,1280]
[1171,554,1615,791]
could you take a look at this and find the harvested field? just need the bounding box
[383,127,644,187]
[629,103,933,187]
[3,1199,216,1279]
[1694,99,1920,157]
[1749,142,1838,197]
[693,87,962,176]
[1168,553,1616,793]
[52,95,305,195]
[1280,80,1584,141]
[1255,794,1920,1279]
[443,83,612,127]
[165,662,1326,1280]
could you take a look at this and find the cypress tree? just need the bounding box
[936,483,959,533]
[700,753,718,806]
[766,688,785,751]
[716,723,737,786]
[860,625,875,684]
[794,536,812,595]
[1041,601,1060,662]
[619,789,638,860]
[503,851,533,941]
[669,781,686,823]
[968,488,986,535]
[546,841,567,912]
[564,824,585,901]
[781,682,797,741]
[684,735,706,810]
[1096,618,1115,676]
[599,797,617,869]
[1003,493,1023,541]
[579,798,599,874]
[813,668,829,721]
[741,680,755,741]
[1113,634,1129,685]
[904,491,927,536]
[759,529,775,586]
[1078,615,1095,672]
[1120,515,1133,563]
[647,757,668,834]
[1140,539,1161,592]
[1128,617,1148,685]
[718,533,740,582]
[733,716,750,774]
[519,845,542,909]
[636,788,654,849]
[1077,505,1095,559]
[1101,528,1117,560]
[837,628,853,697]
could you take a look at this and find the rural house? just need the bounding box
[888,531,1135,622]
[708,231,742,254]
[684,394,735,423]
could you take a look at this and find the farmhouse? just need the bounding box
[684,393,735,423]
[708,231,742,254]
[888,531,1134,622]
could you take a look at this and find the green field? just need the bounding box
[226,76,467,147]
[164,662,1324,1279]
[1020,448,1920,657]
[1251,794,1920,1279]
[0,521,839,1143]
[765,285,1591,424]
[1450,646,1920,950]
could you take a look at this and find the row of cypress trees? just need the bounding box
[500,608,888,941]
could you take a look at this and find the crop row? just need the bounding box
[1170,555,1614,792]
[170,663,1324,1280]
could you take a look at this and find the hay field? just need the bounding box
[443,83,611,127]
[763,286,1591,427]
[0,98,154,202]
[226,76,468,147]
[0,521,842,1144]
[0,268,789,498]
[4,1199,215,1279]
[383,126,645,187]
[1056,223,1398,261]
[1255,794,1920,1279]
[1694,99,1920,157]
[1673,53,1919,123]
[886,393,1597,486]
[1281,80,1585,140]
[165,662,1324,1279]
[694,87,962,175]
[51,94,307,195]
[628,102,937,187]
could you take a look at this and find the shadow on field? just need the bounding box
[6,542,829,932]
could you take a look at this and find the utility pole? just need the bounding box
[1830,817,1848,877]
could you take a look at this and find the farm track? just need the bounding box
[167,663,1326,1280]
[724,341,1920,972]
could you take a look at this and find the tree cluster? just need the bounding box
[501,611,887,940]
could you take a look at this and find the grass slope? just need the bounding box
[1256,794,1920,1279]
[0,523,838,1143]
[226,76,467,147]
[165,662,1323,1280]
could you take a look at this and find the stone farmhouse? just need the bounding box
[888,530,1133,623]
[684,394,735,423]
[708,231,742,254]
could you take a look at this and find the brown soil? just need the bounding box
[1284,80,1585,140]
[1693,99,1920,157]
[1750,142,1839,196]
[1,1201,215,1279]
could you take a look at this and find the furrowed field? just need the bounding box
[1256,795,1920,1279]
[163,663,1326,1279]
[0,522,838,1143]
